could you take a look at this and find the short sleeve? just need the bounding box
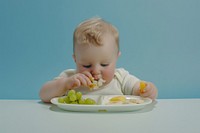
[114,68,140,95]
[54,69,76,80]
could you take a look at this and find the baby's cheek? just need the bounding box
[103,69,115,83]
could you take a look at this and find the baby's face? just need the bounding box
[74,33,120,84]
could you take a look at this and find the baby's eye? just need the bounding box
[83,65,91,68]
[101,64,109,67]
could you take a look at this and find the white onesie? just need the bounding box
[54,68,140,95]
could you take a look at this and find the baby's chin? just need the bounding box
[103,79,112,85]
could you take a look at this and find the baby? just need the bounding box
[39,17,158,103]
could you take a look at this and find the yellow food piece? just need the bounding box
[88,77,97,90]
[88,77,106,90]
[88,83,97,90]
[90,77,94,82]
[140,81,146,93]
[110,96,126,102]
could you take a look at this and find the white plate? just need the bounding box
[51,95,152,112]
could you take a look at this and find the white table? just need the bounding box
[0,99,200,133]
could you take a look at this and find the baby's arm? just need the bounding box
[39,71,92,103]
[132,81,158,100]
[39,78,69,103]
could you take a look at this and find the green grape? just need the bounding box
[58,97,64,103]
[64,96,70,104]
[69,94,77,102]
[59,90,96,105]
[78,98,85,104]
[67,90,76,97]
[70,101,78,104]
[76,91,82,100]
[85,98,96,105]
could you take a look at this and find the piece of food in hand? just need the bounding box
[88,79,98,89]
[140,81,147,93]
[88,77,106,90]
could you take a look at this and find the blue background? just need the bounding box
[1,0,200,99]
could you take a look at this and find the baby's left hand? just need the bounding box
[133,81,158,100]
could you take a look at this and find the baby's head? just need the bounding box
[73,17,121,84]
[73,17,119,53]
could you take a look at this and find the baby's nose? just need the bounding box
[91,66,100,74]
[91,67,101,79]
[93,75,100,80]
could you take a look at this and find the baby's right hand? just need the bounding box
[66,71,93,89]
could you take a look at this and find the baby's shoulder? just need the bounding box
[54,69,76,80]
[60,69,76,76]
[62,69,76,74]
[115,68,130,76]
[114,68,130,80]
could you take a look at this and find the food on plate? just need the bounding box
[109,96,126,103]
[57,90,96,105]
[128,99,144,104]
[88,77,106,90]
[108,96,144,105]
[140,81,147,93]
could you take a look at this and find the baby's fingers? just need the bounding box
[74,73,92,87]
[82,71,93,81]
[69,76,81,88]
[140,87,153,97]
[140,81,147,93]
[75,74,88,86]
[140,82,157,99]
[148,88,157,100]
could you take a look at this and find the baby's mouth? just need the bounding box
[92,75,101,80]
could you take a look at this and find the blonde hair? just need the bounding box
[73,17,119,53]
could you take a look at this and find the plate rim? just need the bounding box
[51,95,152,108]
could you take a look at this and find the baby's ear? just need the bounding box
[72,54,76,62]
